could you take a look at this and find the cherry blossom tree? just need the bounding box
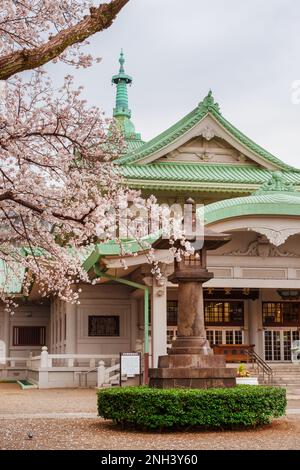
[0,0,154,311]
[0,1,190,312]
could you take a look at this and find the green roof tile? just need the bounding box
[120,163,300,192]
[0,260,25,294]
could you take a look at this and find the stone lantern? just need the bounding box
[149,199,236,389]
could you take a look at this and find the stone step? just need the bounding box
[276,387,298,390]
[273,378,300,382]
[273,377,300,381]
[272,372,300,376]
[273,376,300,380]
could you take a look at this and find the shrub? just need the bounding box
[97,385,286,430]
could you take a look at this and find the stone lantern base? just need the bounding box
[149,336,236,389]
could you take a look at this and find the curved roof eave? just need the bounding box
[203,189,300,225]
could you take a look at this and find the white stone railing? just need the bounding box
[97,360,120,387]
[1,348,139,388]
[0,357,29,367]
[25,347,119,370]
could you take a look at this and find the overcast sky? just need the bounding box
[46,0,300,168]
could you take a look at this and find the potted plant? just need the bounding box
[236,363,259,385]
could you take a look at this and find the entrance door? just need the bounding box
[264,330,300,361]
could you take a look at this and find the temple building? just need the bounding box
[1,51,300,388]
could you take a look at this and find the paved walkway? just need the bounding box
[1,383,300,450]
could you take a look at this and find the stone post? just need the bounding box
[38,347,50,388]
[67,358,74,367]
[97,360,105,388]
[40,346,49,368]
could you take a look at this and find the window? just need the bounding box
[204,301,244,326]
[206,330,223,345]
[262,302,300,326]
[167,301,178,326]
[206,330,243,345]
[13,326,46,346]
[225,330,243,345]
[88,316,120,337]
[149,300,178,326]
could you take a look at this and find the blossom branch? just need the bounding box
[0,0,129,79]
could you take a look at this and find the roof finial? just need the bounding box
[112,49,133,119]
[111,51,143,147]
[119,48,125,73]
[199,90,220,113]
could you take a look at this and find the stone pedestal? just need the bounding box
[149,353,236,389]
[149,366,236,389]
[149,255,236,389]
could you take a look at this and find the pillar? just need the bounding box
[249,298,262,356]
[65,302,77,354]
[151,277,167,368]
[130,297,138,352]
[177,282,205,338]
[3,310,10,359]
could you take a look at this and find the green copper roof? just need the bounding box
[126,139,145,152]
[118,91,297,171]
[203,172,300,224]
[0,260,25,294]
[120,163,300,192]
[112,50,144,149]
[83,232,160,273]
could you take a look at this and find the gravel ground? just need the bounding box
[0,383,97,414]
[0,417,299,450]
[1,383,300,450]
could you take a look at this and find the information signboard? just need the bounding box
[119,352,142,386]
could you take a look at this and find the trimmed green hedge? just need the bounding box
[97,385,286,430]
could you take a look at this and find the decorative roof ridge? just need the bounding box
[254,171,299,195]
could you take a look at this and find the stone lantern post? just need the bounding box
[149,200,236,388]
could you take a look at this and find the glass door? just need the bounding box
[264,330,300,361]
